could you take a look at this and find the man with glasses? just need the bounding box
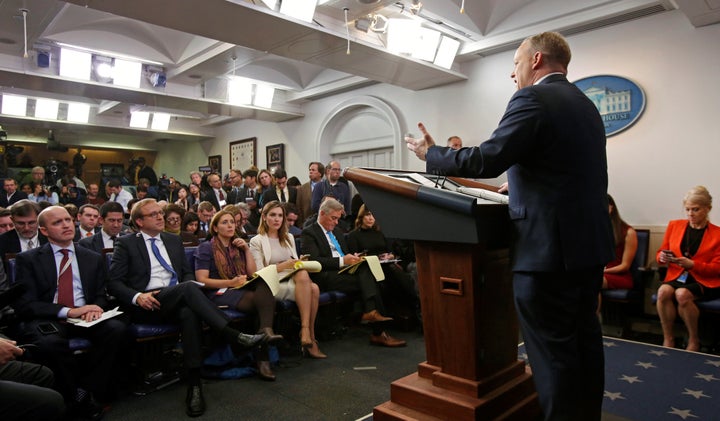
[0,200,46,262]
[201,173,225,211]
[78,202,129,253]
[225,169,244,205]
[108,198,265,417]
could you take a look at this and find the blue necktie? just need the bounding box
[327,231,345,257]
[150,238,178,286]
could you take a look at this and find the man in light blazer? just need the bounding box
[406,32,615,421]
[14,206,126,420]
[107,198,264,417]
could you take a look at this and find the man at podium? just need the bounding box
[407,31,614,421]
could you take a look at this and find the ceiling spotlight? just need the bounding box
[149,71,167,88]
[410,0,423,15]
[0,125,7,141]
[355,16,373,32]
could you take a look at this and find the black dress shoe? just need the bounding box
[257,360,276,381]
[74,393,105,421]
[185,385,206,417]
[237,332,265,347]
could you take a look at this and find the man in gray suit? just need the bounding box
[407,32,614,421]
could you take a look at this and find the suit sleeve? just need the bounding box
[426,88,544,178]
[301,228,340,271]
[107,238,139,305]
[81,249,110,309]
[15,252,63,319]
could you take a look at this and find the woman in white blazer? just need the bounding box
[249,201,326,359]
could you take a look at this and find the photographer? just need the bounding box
[57,178,85,207]
[28,183,59,205]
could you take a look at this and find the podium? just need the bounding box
[344,168,540,421]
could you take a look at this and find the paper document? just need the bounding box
[456,187,509,204]
[338,255,385,281]
[67,306,123,328]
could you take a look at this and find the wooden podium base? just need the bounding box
[373,363,540,421]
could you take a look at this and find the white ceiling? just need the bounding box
[0,0,714,147]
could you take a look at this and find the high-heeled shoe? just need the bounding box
[300,326,312,348]
[304,341,327,359]
[259,327,283,344]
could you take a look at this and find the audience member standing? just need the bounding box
[1,178,28,208]
[447,136,463,150]
[107,180,133,214]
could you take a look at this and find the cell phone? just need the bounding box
[661,249,675,257]
[37,322,59,335]
[299,254,310,260]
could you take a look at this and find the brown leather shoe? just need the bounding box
[257,360,276,381]
[361,310,393,324]
[370,332,406,347]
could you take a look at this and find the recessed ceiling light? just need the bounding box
[188,74,202,79]
[0,38,17,45]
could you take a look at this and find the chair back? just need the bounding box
[631,229,650,290]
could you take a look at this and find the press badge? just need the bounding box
[677,272,688,283]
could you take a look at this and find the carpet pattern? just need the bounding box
[518,337,720,420]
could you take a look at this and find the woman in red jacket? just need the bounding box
[656,186,720,351]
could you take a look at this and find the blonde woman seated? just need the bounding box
[250,201,326,359]
[194,210,283,380]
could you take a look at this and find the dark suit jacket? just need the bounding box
[261,187,297,205]
[0,230,48,261]
[301,223,348,282]
[296,182,313,224]
[73,226,102,242]
[78,232,107,254]
[228,186,258,205]
[426,74,614,272]
[0,191,28,208]
[14,243,108,319]
[201,190,222,211]
[311,179,351,216]
[108,232,194,306]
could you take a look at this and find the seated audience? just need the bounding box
[188,183,202,208]
[284,203,302,237]
[108,199,265,417]
[347,205,419,323]
[107,180,133,214]
[0,208,14,234]
[1,178,28,208]
[301,198,405,347]
[0,333,65,421]
[0,200,46,261]
[256,169,274,208]
[175,185,191,211]
[250,201,326,359]
[14,206,126,419]
[261,169,296,205]
[196,201,215,239]
[194,210,283,381]
[234,202,257,237]
[84,183,105,206]
[28,183,59,205]
[73,204,101,241]
[656,186,720,352]
[180,212,201,246]
[78,201,129,253]
[163,204,185,235]
[603,195,637,290]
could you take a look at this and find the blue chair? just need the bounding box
[601,228,652,337]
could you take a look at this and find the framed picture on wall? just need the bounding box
[208,155,222,174]
[229,137,257,172]
[266,143,284,173]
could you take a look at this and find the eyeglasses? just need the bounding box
[329,167,341,172]
[166,217,181,223]
[13,220,38,227]
[142,210,165,219]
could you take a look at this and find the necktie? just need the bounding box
[219,190,225,200]
[201,222,207,232]
[27,239,35,249]
[150,238,178,286]
[280,189,286,203]
[57,249,74,307]
[110,236,117,246]
[327,231,345,257]
[86,231,93,237]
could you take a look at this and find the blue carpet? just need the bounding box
[518,337,720,421]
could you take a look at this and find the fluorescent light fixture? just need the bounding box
[279,0,316,23]
[386,19,421,55]
[130,111,150,128]
[253,84,275,108]
[67,103,90,123]
[56,42,164,66]
[1,94,28,116]
[113,59,142,88]
[59,48,92,80]
[35,98,59,120]
[95,61,113,79]
[228,77,253,105]
[151,112,171,130]
[433,36,461,69]
[412,27,441,62]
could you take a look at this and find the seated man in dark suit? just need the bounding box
[0,200,47,261]
[200,173,225,211]
[73,204,101,241]
[301,198,405,347]
[13,206,127,420]
[261,169,297,205]
[78,202,129,253]
[107,198,265,417]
